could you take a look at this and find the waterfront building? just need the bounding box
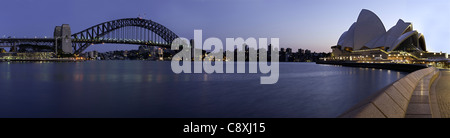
[298,49,304,55]
[286,48,292,61]
[87,51,98,59]
[286,48,292,55]
[279,48,286,62]
[305,49,311,55]
[0,52,55,60]
[329,9,447,63]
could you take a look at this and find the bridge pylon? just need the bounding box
[54,24,73,54]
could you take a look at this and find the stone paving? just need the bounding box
[405,70,434,118]
[434,70,450,118]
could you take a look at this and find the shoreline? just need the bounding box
[0,58,82,62]
[316,61,428,72]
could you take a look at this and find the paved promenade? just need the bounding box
[434,70,450,118]
[405,71,433,118]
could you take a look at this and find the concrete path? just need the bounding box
[405,75,432,118]
[434,70,450,118]
[405,68,438,118]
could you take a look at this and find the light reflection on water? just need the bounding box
[0,61,407,118]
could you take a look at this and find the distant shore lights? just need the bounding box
[170,30,280,84]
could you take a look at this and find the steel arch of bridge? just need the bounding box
[71,18,179,54]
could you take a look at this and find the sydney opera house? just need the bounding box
[330,9,447,63]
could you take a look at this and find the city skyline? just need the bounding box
[1,0,450,53]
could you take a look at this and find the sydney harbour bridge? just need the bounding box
[0,18,179,55]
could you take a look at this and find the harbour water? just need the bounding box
[0,61,407,118]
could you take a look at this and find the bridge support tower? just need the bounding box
[54,24,73,54]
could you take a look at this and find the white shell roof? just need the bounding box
[340,23,356,48]
[391,30,418,50]
[336,9,425,51]
[353,9,386,50]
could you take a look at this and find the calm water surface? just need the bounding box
[0,61,407,118]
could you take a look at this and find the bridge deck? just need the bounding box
[0,38,55,42]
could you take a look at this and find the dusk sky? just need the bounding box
[1,0,450,53]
